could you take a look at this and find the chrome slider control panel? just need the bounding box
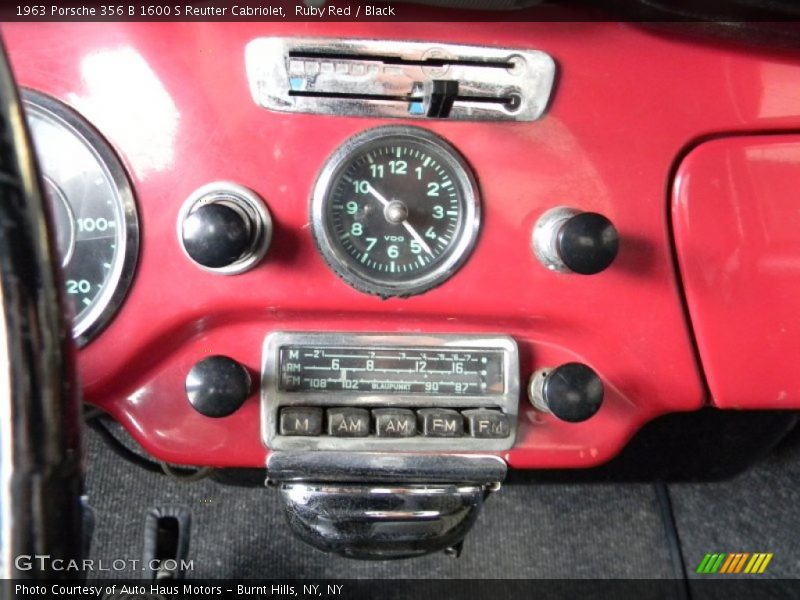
[261,332,519,451]
[245,38,556,121]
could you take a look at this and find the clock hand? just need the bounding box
[365,182,434,257]
[402,220,435,257]
[365,182,390,207]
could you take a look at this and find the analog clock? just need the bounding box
[311,126,480,298]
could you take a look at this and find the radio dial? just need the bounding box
[182,203,252,268]
[528,363,604,423]
[532,207,619,275]
[178,182,272,275]
[186,356,252,418]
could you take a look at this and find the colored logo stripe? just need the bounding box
[697,553,773,574]
[719,553,737,573]
[697,553,725,573]
[722,553,748,573]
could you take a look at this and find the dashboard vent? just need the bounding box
[245,38,556,122]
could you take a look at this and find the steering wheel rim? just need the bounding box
[0,41,83,582]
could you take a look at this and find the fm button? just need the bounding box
[418,408,464,437]
[463,409,511,439]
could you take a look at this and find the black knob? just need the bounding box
[556,212,619,275]
[539,363,604,423]
[186,356,252,418]
[181,204,252,269]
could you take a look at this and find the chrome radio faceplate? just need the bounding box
[261,332,519,451]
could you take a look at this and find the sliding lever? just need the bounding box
[423,80,459,118]
[246,37,556,122]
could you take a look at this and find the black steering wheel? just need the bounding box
[0,41,83,585]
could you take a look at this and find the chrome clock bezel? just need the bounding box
[22,90,140,347]
[310,126,481,298]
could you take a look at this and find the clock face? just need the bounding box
[312,126,480,298]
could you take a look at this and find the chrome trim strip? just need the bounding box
[267,451,508,484]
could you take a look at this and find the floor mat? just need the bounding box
[83,411,800,592]
[669,431,800,583]
[84,428,674,580]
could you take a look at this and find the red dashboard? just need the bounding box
[4,19,800,469]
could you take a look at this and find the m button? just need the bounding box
[463,409,511,439]
[279,407,323,436]
[374,409,417,438]
[327,407,370,437]
[418,408,463,437]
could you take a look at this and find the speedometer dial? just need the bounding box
[311,126,480,298]
[24,91,139,346]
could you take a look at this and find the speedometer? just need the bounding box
[311,126,480,298]
[24,91,139,346]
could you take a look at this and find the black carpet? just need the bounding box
[83,424,800,582]
[670,430,800,581]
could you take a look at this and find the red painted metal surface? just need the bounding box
[3,21,799,469]
[673,136,800,411]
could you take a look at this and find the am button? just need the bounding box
[327,407,370,437]
[373,408,417,437]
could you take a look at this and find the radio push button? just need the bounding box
[418,408,464,437]
[373,409,417,437]
[463,409,510,438]
[280,407,323,436]
[327,408,370,437]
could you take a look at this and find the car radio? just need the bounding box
[261,332,519,452]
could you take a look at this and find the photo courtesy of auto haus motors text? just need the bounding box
[15,583,346,597]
